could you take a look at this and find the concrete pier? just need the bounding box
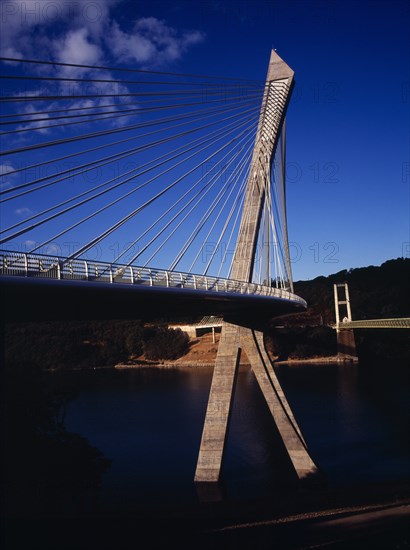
[194,322,241,482]
[241,328,318,479]
[195,322,319,483]
[337,328,358,360]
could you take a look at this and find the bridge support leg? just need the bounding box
[241,328,318,480]
[195,322,319,484]
[194,322,241,483]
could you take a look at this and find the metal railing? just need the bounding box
[335,318,410,330]
[0,249,306,306]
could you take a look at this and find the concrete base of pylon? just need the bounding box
[194,321,319,485]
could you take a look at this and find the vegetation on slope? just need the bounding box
[4,321,189,370]
[266,258,410,362]
[293,257,410,324]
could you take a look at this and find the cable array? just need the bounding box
[252,124,292,291]
[1,57,291,286]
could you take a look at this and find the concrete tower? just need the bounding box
[195,51,319,484]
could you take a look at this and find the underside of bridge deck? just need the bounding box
[0,276,305,327]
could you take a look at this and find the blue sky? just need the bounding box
[0,0,409,281]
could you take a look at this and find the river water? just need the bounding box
[53,361,410,517]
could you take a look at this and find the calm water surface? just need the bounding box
[53,361,410,515]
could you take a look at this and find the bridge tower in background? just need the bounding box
[194,51,319,486]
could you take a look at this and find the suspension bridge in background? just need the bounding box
[0,50,319,485]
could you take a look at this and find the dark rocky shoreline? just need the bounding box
[2,478,409,549]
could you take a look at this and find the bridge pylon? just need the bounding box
[195,51,319,485]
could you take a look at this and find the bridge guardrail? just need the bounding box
[334,318,410,329]
[0,250,307,307]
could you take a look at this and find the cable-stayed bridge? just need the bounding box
[0,52,296,310]
[0,51,319,485]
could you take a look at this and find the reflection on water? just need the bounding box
[54,361,410,515]
[275,362,410,486]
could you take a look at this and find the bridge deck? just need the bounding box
[0,251,306,324]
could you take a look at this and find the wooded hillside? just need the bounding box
[266,258,409,363]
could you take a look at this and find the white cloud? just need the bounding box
[108,20,155,64]
[0,0,122,58]
[0,163,18,189]
[0,1,205,135]
[107,17,205,66]
[53,28,103,76]
[16,104,51,134]
[15,207,34,217]
[0,1,205,68]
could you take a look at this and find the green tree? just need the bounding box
[144,327,189,360]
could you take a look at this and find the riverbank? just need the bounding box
[5,318,407,372]
[115,360,216,368]
[114,357,356,369]
[274,355,359,366]
[114,332,355,369]
[115,331,222,369]
[194,478,410,549]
